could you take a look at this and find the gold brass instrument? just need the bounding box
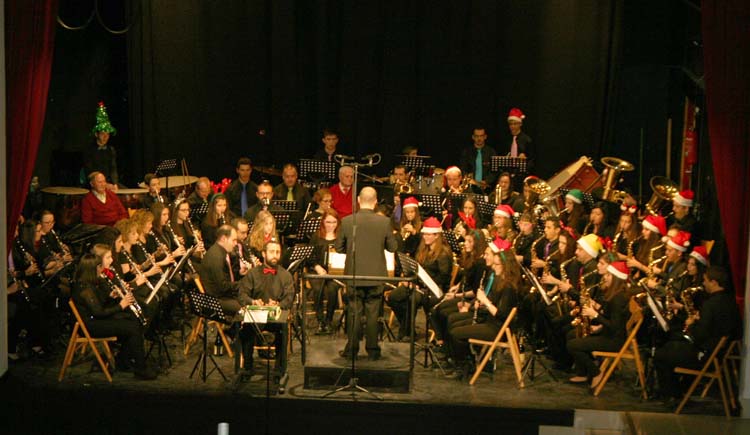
[529,234,546,278]
[571,283,593,338]
[612,231,622,253]
[627,235,642,259]
[494,184,503,204]
[394,172,415,194]
[601,157,635,203]
[553,256,576,311]
[645,176,679,216]
[543,249,560,277]
[663,270,688,320]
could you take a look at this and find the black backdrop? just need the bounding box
[38,0,706,202]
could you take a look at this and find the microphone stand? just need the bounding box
[322,154,383,400]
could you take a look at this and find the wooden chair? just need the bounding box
[58,300,118,382]
[591,307,647,398]
[468,307,524,388]
[674,336,730,417]
[700,338,741,411]
[183,276,234,358]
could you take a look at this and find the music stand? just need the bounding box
[399,155,430,174]
[270,211,293,235]
[490,156,528,174]
[286,244,315,361]
[154,159,179,203]
[399,193,442,218]
[443,230,463,255]
[299,159,337,184]
[271,200,298,212]
[476,199,498,227]
[187,291,229,382]
[191,202,209,226]
[295,215,322,242]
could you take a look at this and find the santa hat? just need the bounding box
[402,197,419,209]
[607,261,629,280]
[494,204,515,218]
[566,189,583,205]
[420,217,443,234]
[673,190,694,207]
[489,237,512,253]
[577,233,603,258]
[642,215,667,236]
[507,108,526,123]
[689,246,709,266]
[666,231,691,252]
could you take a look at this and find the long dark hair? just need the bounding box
[74,253,100,290]
[416,233,451,265]
[204,193,234,227]
[317,208,340,238]
[150,202,167,234]
[460,230,486,270]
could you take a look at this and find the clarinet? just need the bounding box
[165,222,196,273]
[472,270,488,325]
[8,263,31,304]
[15,239,45,282]
[101,270,148,326]
[148,230,176,265]
[185,219,205,258]
[121,249,156,293]
[135,240,157,269]
[50,228,72,259]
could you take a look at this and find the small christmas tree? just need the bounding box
[91,101,117,136]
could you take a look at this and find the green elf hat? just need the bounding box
[91,101,117,136]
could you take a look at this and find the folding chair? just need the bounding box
[183,276,234,358]
[58,300,118,382]
[591,311,647,398]
[468,307,524,388]
[700,338,741,411]
[674,336,730,417]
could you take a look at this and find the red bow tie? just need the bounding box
[263,267,277,275]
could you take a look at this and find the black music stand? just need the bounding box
[190,202,209,226]
[187,291,229,382]
[271,199,298,212]
[299,159,337,186]
[286,244,315,362]
[476,199,498,227]
[443,230,463,255]
[399,155,430,174]
[399,193,442,218]
[154,159,179,203]
[490,155,528,174]
[295,215,322,242]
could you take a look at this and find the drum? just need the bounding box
[545,156,602,197]
[41,187,88,229]
[117,188,149,210]
[416,167,444,195]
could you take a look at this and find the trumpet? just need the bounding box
[101,270,148,326]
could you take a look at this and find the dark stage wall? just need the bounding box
[35,0,704,199]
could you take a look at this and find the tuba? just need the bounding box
[645,176,679,216]
[601,157,635,203]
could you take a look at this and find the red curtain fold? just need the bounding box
[702,0,750,306]
[5,0,58,253]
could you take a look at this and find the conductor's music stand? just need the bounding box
[187,290,229,382]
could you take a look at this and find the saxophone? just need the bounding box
[627,235,642,259]
[664,270,688,320]
[553,256,575,310]
[529,234,546,276]
[571,285,592,337]
[612,231,622,253]
[681,286,702,336]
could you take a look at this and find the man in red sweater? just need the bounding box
[330,165,354,218]
[81,171,128,226]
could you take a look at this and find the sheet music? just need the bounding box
[417,265,443,299]
[243,310,268,324]
[146,270,170,305]
[646,293,669,332]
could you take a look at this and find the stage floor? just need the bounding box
[1,321,739,435]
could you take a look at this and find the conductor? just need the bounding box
[335,186,398,360]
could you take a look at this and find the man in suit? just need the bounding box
[199,224,241,316]
[273,163,311,216]
[225,157,258,218]
[335,186,398,360]
[459,127,497,192]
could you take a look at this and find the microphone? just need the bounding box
[361,153,381,161]
[335,154,355,160]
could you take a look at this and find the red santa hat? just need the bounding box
[402,196,419,209]
[507,108,525,123]
[494,204,515,218]
[642,214,667,236]
[689,245,709,266]
[673,189,694,207]
[666,231,691,252]
[607,261,629,281]
[420,217,443,234]
[489,237,512,253]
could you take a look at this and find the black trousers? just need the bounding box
[449,321,500,362]
[86,316,146,369]
[310,279,340,324]
[566,332,623,379]
[653,338,701,398]
[431,297,464,342]
[344,285,383,355]
[387,285,438,338]
[240,321,288,375]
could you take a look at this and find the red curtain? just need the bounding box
[5,0,58,252]
[702,0,750,306]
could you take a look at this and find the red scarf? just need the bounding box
[458,212,476,229]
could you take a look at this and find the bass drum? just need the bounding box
[117,188,148,214]
[545,156,602,197]
[416,167,444,195]
[41,187,88,229]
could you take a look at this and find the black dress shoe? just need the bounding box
[367,353,381,361]
[339,350,355,359]
[134,365,158,380]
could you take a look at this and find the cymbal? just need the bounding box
[41,186,89,195]
[156,175,199,188]
[254,166,282,176]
